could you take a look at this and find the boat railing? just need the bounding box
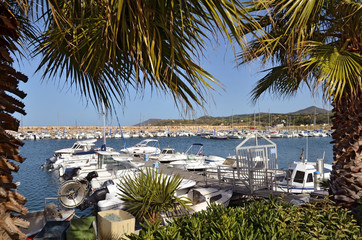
[203,165,289,194]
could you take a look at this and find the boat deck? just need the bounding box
[132,157,321,204]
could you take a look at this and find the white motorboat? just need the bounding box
[155,147,188,163]
[55,139,97,155]
[120,139,161,156]
[57,150,133,178]
[275,159,332,193]
[42,139,114,170]
[171,143,206,169]
[227,131,243,139]
[62,150,143,189]
[171,144,227,171]
[183,155,226,171]
[185,187,233,213]
[161,187,233,223]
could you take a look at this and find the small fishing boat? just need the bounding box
[275,159,332,193]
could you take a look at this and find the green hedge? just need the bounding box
[127,198,361,240]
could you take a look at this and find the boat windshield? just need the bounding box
[306,173,313,182]
[136,140,158,147]
[72,144,81,150]
[162,149,174,154]
[294,171,305,183]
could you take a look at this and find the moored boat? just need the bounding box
[120,139,161,156]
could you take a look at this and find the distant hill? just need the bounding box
[134,118,162,126]
[135,106,331,126]
[289,106,330,115]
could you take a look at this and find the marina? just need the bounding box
[14,133,333,212]
[10,127,337,238]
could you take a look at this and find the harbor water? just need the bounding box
[13,136,333,212]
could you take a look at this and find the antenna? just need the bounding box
[102,101,106,146]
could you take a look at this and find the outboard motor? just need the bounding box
[84,171,98,182]
[77,176,113,210]
[78,187,109,210]
[41,156,57,169]
[102,180,114,187]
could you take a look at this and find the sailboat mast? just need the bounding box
[102,101,106,146]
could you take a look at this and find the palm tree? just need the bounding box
[1,0,256,238]
[117,168,191,223]
[0,1,38,239]
[239,0,361,214]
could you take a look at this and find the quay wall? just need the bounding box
[18,124,330,134]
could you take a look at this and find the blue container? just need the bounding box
[144,154,149,161]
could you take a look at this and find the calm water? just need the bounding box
[13,136,333,212]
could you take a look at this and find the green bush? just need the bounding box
[127,197,362,240]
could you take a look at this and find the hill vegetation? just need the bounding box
[135,106,331,127]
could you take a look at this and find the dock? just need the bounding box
[133,156,319,205]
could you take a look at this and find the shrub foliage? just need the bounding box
[128,197,361,239]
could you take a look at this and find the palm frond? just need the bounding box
[242,0,361,102]
[32,0,257,112]
[250,64,306,103]
[303,43,362,101]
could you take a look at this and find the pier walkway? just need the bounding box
[134,157,316,204]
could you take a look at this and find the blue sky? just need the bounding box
[13,40,329,127]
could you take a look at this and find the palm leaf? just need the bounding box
[250,64,307,103]
[32,0,258,112]
[303,43,362,101]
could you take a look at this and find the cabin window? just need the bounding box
[307,173,313,182]
[103,156,117,165]
[210,194,222,203]
[294,171,305,183]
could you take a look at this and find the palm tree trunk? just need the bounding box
[329,86,362,217]
[0,3,29,239]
